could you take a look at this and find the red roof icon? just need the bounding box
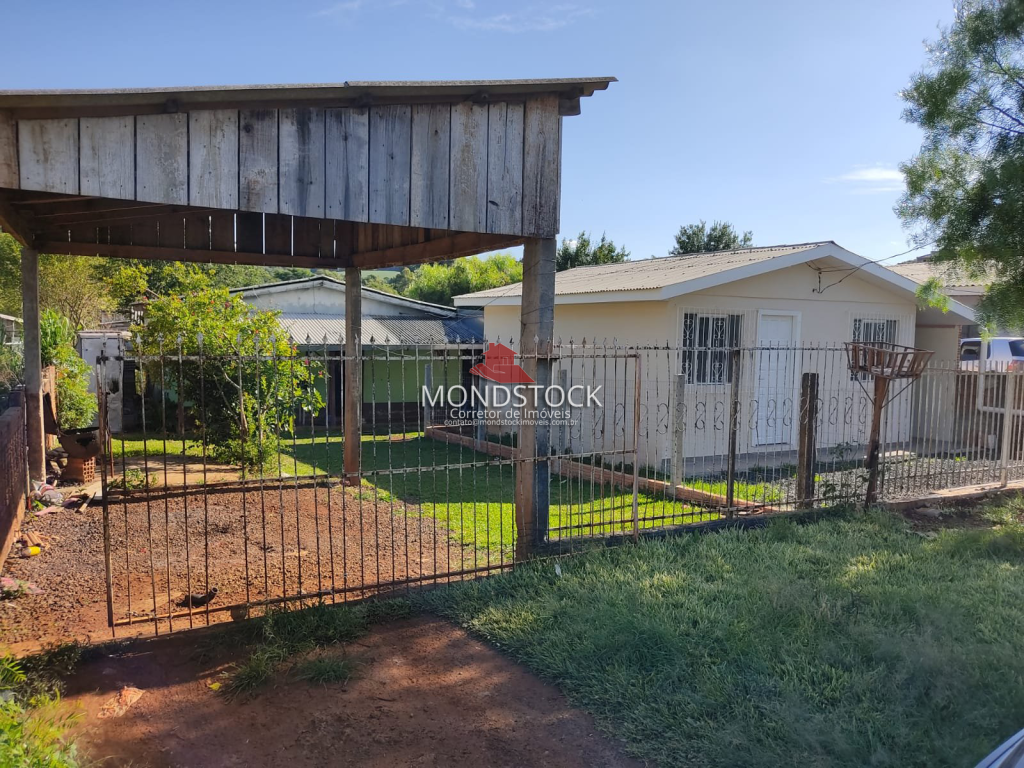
[469,342,535,384]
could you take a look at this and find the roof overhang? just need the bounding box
[454,241,977,324]
[0,78,616,119]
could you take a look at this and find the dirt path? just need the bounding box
[1,486,491,651]
[67,616,639,768]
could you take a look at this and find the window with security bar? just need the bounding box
[681,313,742,384]
[851,317,898,380]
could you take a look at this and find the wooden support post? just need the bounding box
[22,248,45,482]
[343,267,362,485]
[864,375,890,504]
[725,348,741,516]
[796,372,819,508]
[515,237,555,560]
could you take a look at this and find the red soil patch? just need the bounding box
[67,616,639,768]
[1,486,488,652]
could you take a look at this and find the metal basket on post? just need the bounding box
[844,341,934,504]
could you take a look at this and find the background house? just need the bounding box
[232,275,484,427]
[454,242,976,471]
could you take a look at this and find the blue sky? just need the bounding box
[2,0,953,264]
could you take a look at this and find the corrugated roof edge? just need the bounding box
[228,274,458,316]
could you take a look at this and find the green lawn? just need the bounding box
[111,432,711,555]
[419,499,1024,768]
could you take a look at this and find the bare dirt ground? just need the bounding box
[1,486,488,651]
[66,616,639,768]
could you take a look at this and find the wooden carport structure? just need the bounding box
[0,77,613,555]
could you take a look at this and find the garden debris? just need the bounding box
[97,686,145,719]
[17,532,46,558]
[176,587,219,609]
[0,576,43,598]
[918,507,942,519]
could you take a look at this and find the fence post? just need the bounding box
[423,363,433,430]
[865,376,890,504]
[671,372,685,486]
[1000,370,1018,487]
[631,354,642,541]
[797,372,819,508]
[725,348,741,516]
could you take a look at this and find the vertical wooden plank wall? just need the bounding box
[18,119,78,194]
[5,96,564,237]
[368,105,411,226]
[410,104,450,229]
[279,107,325,218]
[239,109,278,213]
[190,110,238,209]
[136,114,187,205]
[326,108,369,223]
[0,112,17,189]
[80,117,134,198]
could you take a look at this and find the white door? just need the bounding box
[754,313,797,446]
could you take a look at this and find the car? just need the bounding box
[959,337,1024,371]
[976,727,1024,767]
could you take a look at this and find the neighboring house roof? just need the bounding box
[276,314,483,347]
[229,275,457,318]
[452,241,976,324]
[889,259,991,296]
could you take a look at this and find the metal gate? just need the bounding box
[94,339,651,634]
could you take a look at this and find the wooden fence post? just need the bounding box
[797,372,819,508]
[864,375,890,504]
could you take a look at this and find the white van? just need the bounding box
[959,337,1024,371]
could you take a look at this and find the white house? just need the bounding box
[232,275,483,427]
[454,242,976,472]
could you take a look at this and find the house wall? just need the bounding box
[480,263,925,471]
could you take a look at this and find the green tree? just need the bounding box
[39,309,96,430]
[898,0,1024,330]
[361,274,399,294]
[403,253,523,305]
[555,232,630,271]
[670,220,753,255]
[134,288,324,468]
[0,234,111,328]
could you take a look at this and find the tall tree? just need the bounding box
[0,234,111,328]
[898,0,1024,330]
[670,220,753,255]
[403,252,522,306]
[555,232,629,271]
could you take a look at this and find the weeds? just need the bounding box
[222,598,410,698]
[294,655,357,686]
[0,644,83,767]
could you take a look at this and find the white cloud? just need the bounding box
[450,3,592,32]
[829,165,904,193]
[314,0,364,20]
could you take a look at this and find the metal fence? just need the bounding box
[92,337,1023,634]
[0,391,27,568]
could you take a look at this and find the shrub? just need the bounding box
[39,310,95,431]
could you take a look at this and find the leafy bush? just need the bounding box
[39,310,95,431]
[134,288,323,469]
[0,651,80,768]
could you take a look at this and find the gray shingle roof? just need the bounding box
[454,243,830,301]
[276,314,483,347]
